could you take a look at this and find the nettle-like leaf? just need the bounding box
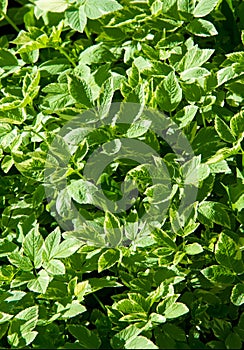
[155,71,182,111]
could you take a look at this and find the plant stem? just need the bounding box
[58,47,76,67]
[0,10,20,32]
[93,294,106,311]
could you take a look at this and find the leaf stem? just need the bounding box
[93,293,106,311]
[58,47,76,68]
[84,27,91,41]
[0,10,20,32]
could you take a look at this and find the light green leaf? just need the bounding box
[104,212,123,247]
[43,227,61,261]
[27,269,51,294]
[230,111,244,137]
[23,226,44,269]
[43,259,65,275]
[98,249,120,273]
[215,233,244,273]
[0,0,8,21]
[215,116,236,143]
[181,67,210,81]
[8,253,33,271]
[202,265,235,284]
[174,105,198,128]
[178,46,214,71]
[156,71,182,111]
[35,0,68,12]
[198,201,231,228]
[231,284,244,306]
[193,0,219,17]
[65,6,87,33]
[187,19,218,37]
[67,179,97,204]
[98,77,114,119]
[54,239,82,258]
[185,242,203,255]
[125,335,158,349]
[84,0,122,19]
[164,302,189,319]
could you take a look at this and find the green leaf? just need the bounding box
[215,116,236,143]
[164,302,189,319]
[231,284,244,306]
[23,226,44,269]
[67,179,97,204]
[225,332,242,349]
[84,0,122,19]
[98,77,114,119]
[54,239,82,258]
[215,233,244,273]
[174,105,198,128]
[65,6,87,33]
[68,325,101,348]
[43,259,65,275]
[125,335,158,349]
[27,269,51,294]
[185,242,203,255]
[68,75,93,108]
[104,212,123,247]
[193,0,219,17]
[186,19,218,37]
[43,227,61,261]
[0,0,8,21]
[98,248,120,273]
[202,265,235,284]
[155,71,182,111]
[8,253,33,272]
[35,0,68,12]
[198,201,231,228]
[230,111,244,137]
[0,49,18,70]
[181,67,210,81]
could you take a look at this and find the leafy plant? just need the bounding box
[0,0,244,349]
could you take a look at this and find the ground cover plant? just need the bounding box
[0,0,244,348]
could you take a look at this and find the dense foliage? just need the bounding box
[0,0,244,348]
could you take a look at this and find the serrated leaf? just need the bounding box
[187,19,218,37]
[215,233,244,273]
[43,227,61,261]
[185,242,203,255]
[125,335,158,349]
[198,201,231,228]
[164,302,189,319]
[104,212,123,247]
[98,249,120,272]
[156,71,182,111]
[65,6,87,33]
[54,239,82,258]
[84,0,122,19]
[215,116,236,143]
[231,284,244,306]
[193,0,219,17]
[35,0,68,12]
[68,325,101,348]
[43,259,65,275]
[23,226,44,269]
[68,75,93,108]
[27,269,51,294]
[202,265,235,284]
